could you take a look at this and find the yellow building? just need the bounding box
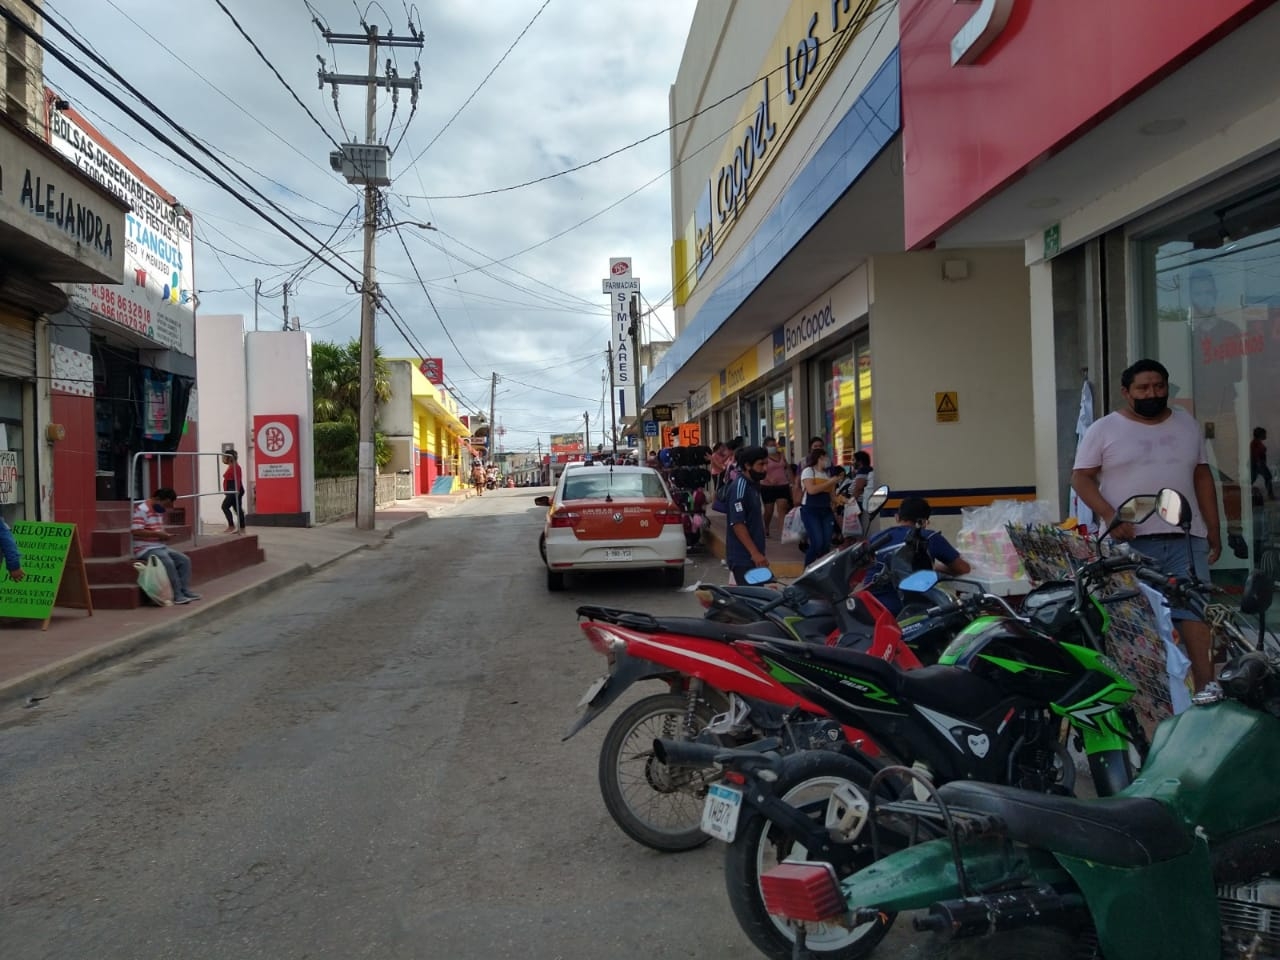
[382,360,470,495]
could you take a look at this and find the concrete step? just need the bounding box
[85,535,265,588]
[705,512,807,579]
[92,525,193,558]
[89,583,144,610]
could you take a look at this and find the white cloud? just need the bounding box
[41,0,696,445]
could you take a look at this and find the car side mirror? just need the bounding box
[534,495,551,507]
[1241,571,1274,616]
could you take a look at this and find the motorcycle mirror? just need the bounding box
[744,567,774,586]
[1240,570,1274,616]
[899,570,940,593]
[865,485,890,516]
[533,495,551,507]
[1104,493,1159,535]
[1155,487,1193,530]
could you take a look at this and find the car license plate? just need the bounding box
[577,676,608,708]
[605,548,633,561]
[701,783,743,842]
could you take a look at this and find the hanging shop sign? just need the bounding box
[777,264,869,362]
[0,119,124,283]
[47,101,195,356]
[419,357,444,385]
[673,0,875,305]
[602,257,639,418]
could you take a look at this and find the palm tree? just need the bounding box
[312,339,391,424]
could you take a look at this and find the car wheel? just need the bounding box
[538,532,546,562]
[546,568,565,591]
[663,566,685,588]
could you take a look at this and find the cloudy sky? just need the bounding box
[39,0,697,450]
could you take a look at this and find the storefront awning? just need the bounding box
[644,49,902,408]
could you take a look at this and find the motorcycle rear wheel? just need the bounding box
[724,750,895,960]
[597,691,720,852]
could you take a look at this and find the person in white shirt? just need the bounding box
[133,487,200,605]
[1071,358,1221,692]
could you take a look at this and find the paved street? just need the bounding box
[0,489,759,960]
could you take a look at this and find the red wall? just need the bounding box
[899,0,1271,248]
[419,451,439,494]
[51,391,96,536]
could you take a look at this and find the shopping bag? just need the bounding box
[135,553,174,606]
[781,507,804,545]
[841,504,863,538]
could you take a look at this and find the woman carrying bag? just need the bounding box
[798,449,844,564]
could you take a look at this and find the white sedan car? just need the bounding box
[535,464,688,590]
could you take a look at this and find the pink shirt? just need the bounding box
[1073,408,1208,538]
[763,454,790,487]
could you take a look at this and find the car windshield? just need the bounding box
[562,472,666,501]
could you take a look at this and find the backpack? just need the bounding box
[711,467,742,514]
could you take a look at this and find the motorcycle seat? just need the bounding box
[720,586,833,619]
[935,780,1192,868]
[772,646,1000,718]
[642,616,791,644]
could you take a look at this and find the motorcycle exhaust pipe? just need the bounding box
[652,738,722,768]
[912,887,1087,940]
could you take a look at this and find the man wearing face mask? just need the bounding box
[1071,359,1221,693]
[725,445,770,585]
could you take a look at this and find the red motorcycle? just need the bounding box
[565,497,924,852]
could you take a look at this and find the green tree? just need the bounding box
[312,339,394,471]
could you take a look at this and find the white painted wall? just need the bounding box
[195,314,249,532]
[245,331,315,524]
[382,361,415,438]
[869,249,1034,534]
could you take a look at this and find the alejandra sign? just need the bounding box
[674,0,875,306]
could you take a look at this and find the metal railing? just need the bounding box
[129,450,239,549]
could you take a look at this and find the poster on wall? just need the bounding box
[0,451,17,505]
[142,370,171,439]
[47,101,195,357]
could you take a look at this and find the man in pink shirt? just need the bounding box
[1071,359,1221,692]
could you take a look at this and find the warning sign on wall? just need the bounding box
[935,392,958,423]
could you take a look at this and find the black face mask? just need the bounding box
[748,468,768,484]
[1132,395,1169,419]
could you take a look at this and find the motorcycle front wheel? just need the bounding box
[597,691,721,852]
[724,749,895,960]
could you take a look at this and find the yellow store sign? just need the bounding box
[672,0,878,306]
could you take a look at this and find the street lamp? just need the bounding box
[378,220,436,232]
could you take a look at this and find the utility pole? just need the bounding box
[489,372,498,466]
[319,20,422,530]
[583,410,590,459]
[281,281,290,331]
[253,278,261,331]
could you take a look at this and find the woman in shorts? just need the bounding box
[759,436,794,538]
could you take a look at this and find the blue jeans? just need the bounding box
[801,505,834,566]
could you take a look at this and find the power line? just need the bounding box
[10,2,365,289]
[211,0,345,154]
[405,0,552,165]
[402,6,881,202]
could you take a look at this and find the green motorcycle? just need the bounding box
[751,559,1279,959]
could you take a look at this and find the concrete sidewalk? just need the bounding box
[0,493,472,710]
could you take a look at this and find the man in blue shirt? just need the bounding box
[865,497,970,615]
[726,445,769,584]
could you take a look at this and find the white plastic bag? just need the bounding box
[135,553,174,606]
[840,504,863,538]
[781,506,804,545]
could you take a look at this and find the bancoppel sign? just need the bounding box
[779,264,869,362]
[47,102,195,356]
[603,257,638,418]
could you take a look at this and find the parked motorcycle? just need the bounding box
[656,489,1198,959]
[740,565,1278,960]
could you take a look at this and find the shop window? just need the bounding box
[0,379,25,524]
[813,331,872,465]
[1139,183,1280,577]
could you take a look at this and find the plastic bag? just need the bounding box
[135,553,174,606]
[956,499,1059,584]
[840,505,863,538]
[781,506,804,545]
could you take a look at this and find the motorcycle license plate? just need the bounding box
[701,783,743,843]
[605,548,633,561]
[577,676,609,708]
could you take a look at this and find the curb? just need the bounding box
[0,513,430,711]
